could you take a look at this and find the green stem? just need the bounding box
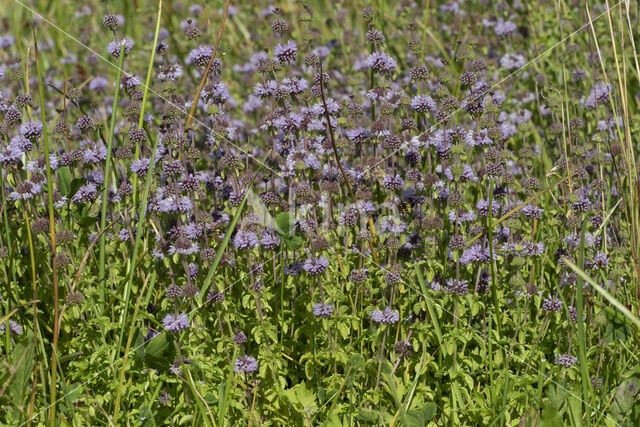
[31,23,59,427]
[575,221,592,426]
[99,41,127,305]
[115,125,159,361]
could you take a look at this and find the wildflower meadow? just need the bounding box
[1,0,640,425]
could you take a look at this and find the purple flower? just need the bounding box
[233,231,259,250]
[20,120,43,139]
[0,35,15,48]
[89,76,109,91]
[303,256,329,276]
[410,95,436,113]
[284,261,303,276]
[71,183,98,203]
[365,51,397,73]
[476,199,499,216]
[583,82,611,110]
[203,82,231,104]
[187,45,214,66]
[169,238,199,255]
[346,128,371,144]
[500,53,525,70]
[542,296,562,312]
[0,138,26,165]
[370,307,400,324]
[521,241,544,257]
[274,40,297,63]
[494,19,517,36]
[107,38,134,58]
[158,64,183,82]
[312,303,334,318]
[554,353,577,367]
[459,245,490,266]
[380,217,407,234]
[590,251,609,269]
[234,355,258,374]
[162,313,190,332]
[0,320,23,335]
[130,158,151,176]
[445,279,469,295]
[117,229,130,242]
[521,204,544,219]
[383,173,404,190]
[260,233,280,250]
[82,142,107,164]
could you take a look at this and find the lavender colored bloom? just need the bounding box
[383,173,404,190]
[494,19,517,36]
[117,229,130,242]
[444,164,478,182]
[445,279,469,295]
[82,141,108,164]
[274,40,297,63]
[410,95,436,113]
[312,303,334,318]
[282,77,308,94]
[158,64,183,82]
[370,307,400,324]
[107,38,134,58]
[0,320,23,335]
[476,199,499,216]
[459,245,490,266]
[500,53,525,70]
[542,295,562,312]
[365,51,397,74]
[169,238,199,255]
[590,251,609,269]
[187,45,214,66]
[554,353,577,367]
[234,355,259,374]
[162,313,190,332]
[346,127,371,144]
[243,94,262,113]
[20,120,43,139]
[233,231,259,250]
[0,139,26,165]
[157,195,194,213]
[583,82,611,110]
[260,233,280,250]
[465,129,493,147]
[521,204,544,219]
[380,217,407,234]
[203,82,231,104]
[130,158,151,176]
[284,261,303,276]
[89,76,109,91]
[521,241,544,257]
[0,35,15,48]
[71,183,98,203]
[303,256,329,276]
[567,305,582,323]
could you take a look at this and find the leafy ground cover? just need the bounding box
[1,0,640,425]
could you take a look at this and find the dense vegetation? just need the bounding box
[1,0,640,425]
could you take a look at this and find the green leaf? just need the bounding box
[282,381,318,413]
[58,166,72,197]
[405,402,437,427]
[540,404,564,427]
[68,177,85,199]
[143,334,175,369]
[9,342,35,408]
[275,212,293,236]
[78,216,99,228]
